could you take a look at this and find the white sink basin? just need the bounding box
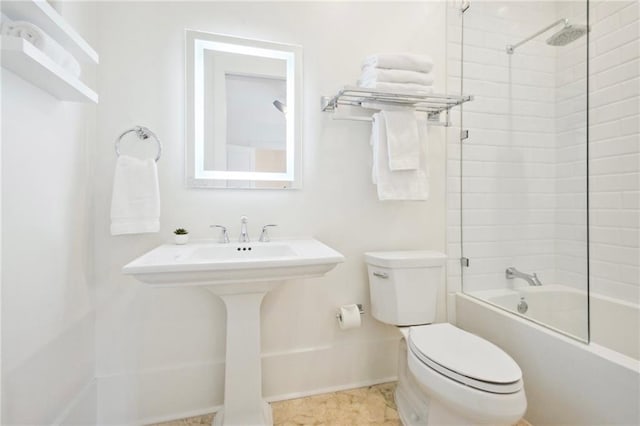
[123,238,344,426]
[122,238,344,290]
[189,243,297,261]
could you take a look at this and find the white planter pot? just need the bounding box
[174,234,189,245]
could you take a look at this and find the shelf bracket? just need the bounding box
[428,112,451,127]
[320,96,334,112]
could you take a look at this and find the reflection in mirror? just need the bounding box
[222,74,286,173]
[186,31,302,189]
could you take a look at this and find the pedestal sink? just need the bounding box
[122,239,344,426]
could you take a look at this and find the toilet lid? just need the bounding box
[408,324,523,394]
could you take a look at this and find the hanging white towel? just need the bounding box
[381,110,420,171]
[360,67,435,86]
[363,53,434,73]
[371,113,429,201]
[110,155,160,235]
[1,18,81,78]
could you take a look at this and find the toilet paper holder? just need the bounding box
[336,304,365,321]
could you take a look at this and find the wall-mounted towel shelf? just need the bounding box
[1,0,99,64]
[1,36,98,103]
[1,0,99,103]
[321,86,472,127]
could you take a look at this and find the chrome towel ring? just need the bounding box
[115,126,162,162]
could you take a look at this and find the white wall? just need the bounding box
[94,2,448,424]
[588,0,639,303]
[1,3,97,424]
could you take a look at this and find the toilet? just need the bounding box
[365,250,527,425]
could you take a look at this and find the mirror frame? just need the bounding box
[185,30,303,189]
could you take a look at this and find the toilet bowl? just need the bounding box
[365,251,527,425]
[404,325,526,425]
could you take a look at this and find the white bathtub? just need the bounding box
[456,291,640,425]
[470,285,639,360]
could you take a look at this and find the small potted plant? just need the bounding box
[173,228,189,245]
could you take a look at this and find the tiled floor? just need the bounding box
[151,382,531,426]
[272,383,399,425]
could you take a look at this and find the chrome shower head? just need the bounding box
[506,18,588,54]
[546,23,588,46]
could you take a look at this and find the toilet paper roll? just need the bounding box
[338,304,362,330]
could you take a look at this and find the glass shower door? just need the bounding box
[458,0,589,341]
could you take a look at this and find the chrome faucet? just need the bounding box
[506,267,543,286]
[239,216,250,243]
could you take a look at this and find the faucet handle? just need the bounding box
[210,225,230,243]
[259,224,277,242]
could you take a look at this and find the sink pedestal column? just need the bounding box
[211,289,273,426]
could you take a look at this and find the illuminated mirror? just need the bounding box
[186,30,302,188]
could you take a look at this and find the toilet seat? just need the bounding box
[408,324,523,394]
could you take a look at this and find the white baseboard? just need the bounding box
[265,376,398,403]
[97,336,400,425]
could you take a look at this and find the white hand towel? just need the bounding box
[381,110,420,171]
[2,19,81,78]
[110,155,160,235]
[363,53,434,73]
[371,113,429,201]
[358,81,434,95]
[360,66,435,86]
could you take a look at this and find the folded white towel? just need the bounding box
[358,81,434,94]
[381,110,420,171]
[363,53,434,73]
[371,113,429,201]
[110,155,161,235]
[360,66,435,86]
[1,18,81,78]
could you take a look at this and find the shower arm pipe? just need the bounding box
[506,18,568,54]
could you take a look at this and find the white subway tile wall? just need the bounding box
[588,0,640,302]
[555,1,588,292]
[447,1,565,295]
[447,1,638,306]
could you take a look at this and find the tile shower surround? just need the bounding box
[446,1,639,303]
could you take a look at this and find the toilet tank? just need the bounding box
[364,251,447,326]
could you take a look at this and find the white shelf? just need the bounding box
[1,0,98,64]
[1,36,98,103]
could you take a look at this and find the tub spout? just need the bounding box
[506,267,543,286]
